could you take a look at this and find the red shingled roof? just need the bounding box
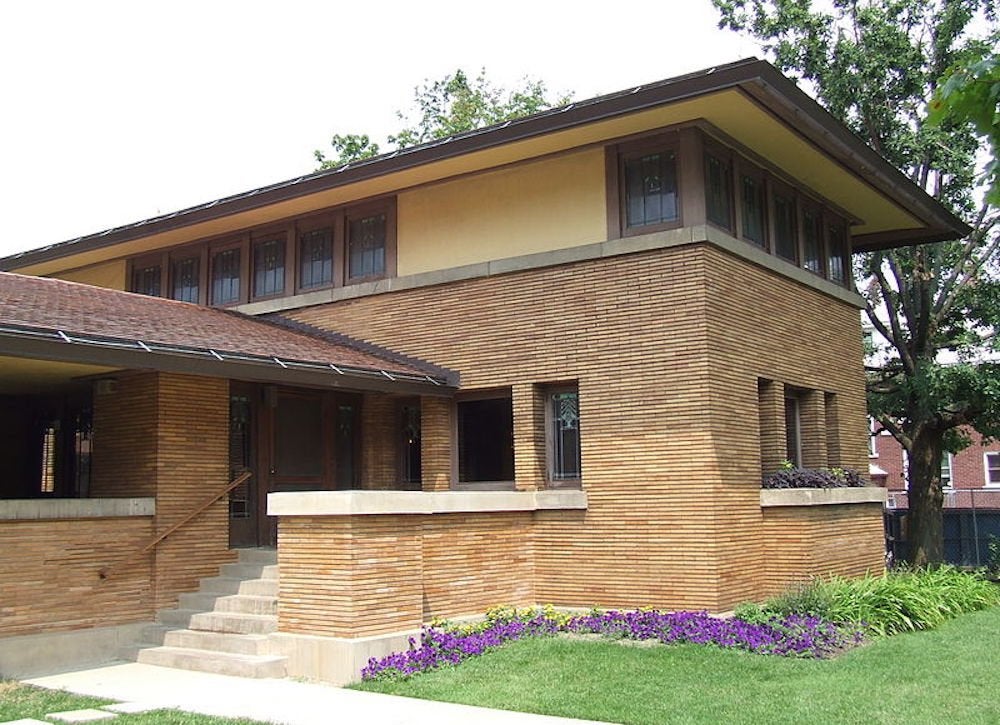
[0,271,444,381]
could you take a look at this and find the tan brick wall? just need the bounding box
[420,396,452,493]
[282,242,873,612]
[361,394,398,490]
[761,504,886,597]
[91,374,158,498]
[152,373,235,610]
[0,517,154,637]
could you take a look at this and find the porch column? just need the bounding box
[512,383,544,491]
[360,394,397,489]
[420,396,452,491]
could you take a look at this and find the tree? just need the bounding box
[315,69,571,170]
[713,0,1000,565]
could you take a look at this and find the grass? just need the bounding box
[354,605,1000,724]
[0,681,266,724]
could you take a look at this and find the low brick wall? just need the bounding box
[760,488,886,598]
[0,505,155,638]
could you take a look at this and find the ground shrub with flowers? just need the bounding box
[360,604,864,681]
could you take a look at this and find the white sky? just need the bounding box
[0,0,757,259]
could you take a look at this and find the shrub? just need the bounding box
[755,567,1000,637]
[762,466,867,489]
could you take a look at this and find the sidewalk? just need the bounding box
[24,662,609,725]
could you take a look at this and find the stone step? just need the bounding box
[162,628,273,655]
[135,645,286,678]
[198,575,279,597]
[188,611,277,635]
[155,608,200,628]
[178,592,276,616]
[235,548,277,565]
[218,562,278,580]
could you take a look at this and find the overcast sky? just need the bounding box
[0,1,758,259]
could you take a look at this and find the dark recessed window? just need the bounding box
[773,193,798,263]
[741,173,766,246]
[548,387,581,484]
[624,151,678,228]
[704,152,733,230]
[400,403,422,487]
[827,221,847,285]
[299,228,333,289]
[784,395,802,467]
[253,237,285,298]
[171,256,200,303]
[457,395,514,484]
[132,263,161,297]
[348,213,386,281]
[211,248,241,305]
[802,209,823,275]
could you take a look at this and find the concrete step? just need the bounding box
[198,576,279,597]
[218,562,278,580]
[188,611,277,635]
[235,548,277,565]
[156,608,200,627]
[178,592,277,616]
[162,628,273,655]
[135,645,286,678]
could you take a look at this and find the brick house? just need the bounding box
[871,426,1000,564]
[0,59,967,681]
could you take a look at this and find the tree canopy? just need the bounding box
[315,70,571,170]
[713,0,1000,565]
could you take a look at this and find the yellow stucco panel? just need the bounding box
[397,149,606,276]
[53,259,126,290]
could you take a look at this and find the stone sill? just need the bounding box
[268,489,588,517]
[0,497,156,520]
[760,487,887,508]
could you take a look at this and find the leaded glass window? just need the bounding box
[827,221,847,285]
[741,173,766,246]
[299,228,333,289]
[549,389,581,482]
[132,263,161,297]
[624,151,678,228]
[211,248,241,305]
[253,237,285,298]
[348,213,386,280]
[705,152,733,230]
[802,209,823,274]
[773,193,797,262]
[171,256,200,303]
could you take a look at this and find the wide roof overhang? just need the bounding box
[0,323,455,397]
[0,58,968,276]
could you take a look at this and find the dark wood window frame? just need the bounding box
[769,179,799,265]
[453,387,515,491]
[736,159,768,248]
[703,141,735,233]
[607,131,684,238]
[127,196,396,307]
[545,383,582,489]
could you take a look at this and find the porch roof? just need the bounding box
[0,272,457,395]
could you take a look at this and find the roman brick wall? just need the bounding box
[0,516,154,637]
[91,374,159,498]
[760,503,886,597]
[360,393,399,490]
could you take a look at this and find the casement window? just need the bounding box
[170,254,201,303]
[457,391,514,485]
[772,186,798,263]
[131,258,163,297]
[609,134,682,237]
[210,246,243,306]
[985,452,1000,487]
[784,394,802,467]
[252,234,287,299]
[801,205,824,275]
[127,197,395,306]
[704,148,733,231]
[941,453,953,489]
[546,385,581,486]
[399,401,422,487]
[827,220,848,285]
[738,166,767,247]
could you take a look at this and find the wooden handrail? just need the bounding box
[98,470,252,580]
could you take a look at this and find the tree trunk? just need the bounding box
[906,426,945,566]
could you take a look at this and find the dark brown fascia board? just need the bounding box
[0,57,966,270]
[0,328,456,397]
[738,65,971,247]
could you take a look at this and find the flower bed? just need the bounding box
[361,606,864,681]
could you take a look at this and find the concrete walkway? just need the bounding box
[24,662,609,725]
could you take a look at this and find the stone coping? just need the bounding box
[267,489,587,517]
[0,497,155,520]
[760,487,887,508]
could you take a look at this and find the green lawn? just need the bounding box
[354,606,1000,724]
[0,681,265,725]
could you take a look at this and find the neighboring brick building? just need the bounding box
[0,59,968,681]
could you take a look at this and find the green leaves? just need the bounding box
[314,69,571,170]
